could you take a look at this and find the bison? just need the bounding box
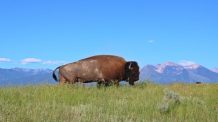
[52,55,139,86]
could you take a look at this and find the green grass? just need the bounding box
[0,83,217,122]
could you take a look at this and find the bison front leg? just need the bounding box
[114,80,120,87]
[97,80,109,88]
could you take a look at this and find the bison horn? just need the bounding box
[128,62,132,69]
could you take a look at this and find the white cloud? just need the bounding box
[21,58,42,64]
[148,40,155,43]
[0,58,11,62]
[42,60,66,65]
[179,60,197,66]
[20,58,67,65]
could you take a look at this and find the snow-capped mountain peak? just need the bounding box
[212,68,218,73]
[183,64,201,70]
[155,62,183,73]
[156,62,179,67]
[140,62,218,83]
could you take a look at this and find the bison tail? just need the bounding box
[53,66,61,82]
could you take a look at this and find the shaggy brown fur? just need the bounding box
[53,55,139,86]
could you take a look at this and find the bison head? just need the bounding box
[125,61,140,85]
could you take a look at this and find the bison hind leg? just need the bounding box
[59,74,68,85]
[96,80,109,88]
[97,81,104,88]
[59,74,77,85]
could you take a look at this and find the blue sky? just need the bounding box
[0,0,218,69]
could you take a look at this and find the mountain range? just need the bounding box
[140,62,218,84]
[0,62,218,86]
[0,68,56,86]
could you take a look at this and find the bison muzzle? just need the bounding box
[53,55,140,86]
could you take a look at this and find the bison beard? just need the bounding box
[53,55,140,86]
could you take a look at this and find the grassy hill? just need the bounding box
[0,83,217,122]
